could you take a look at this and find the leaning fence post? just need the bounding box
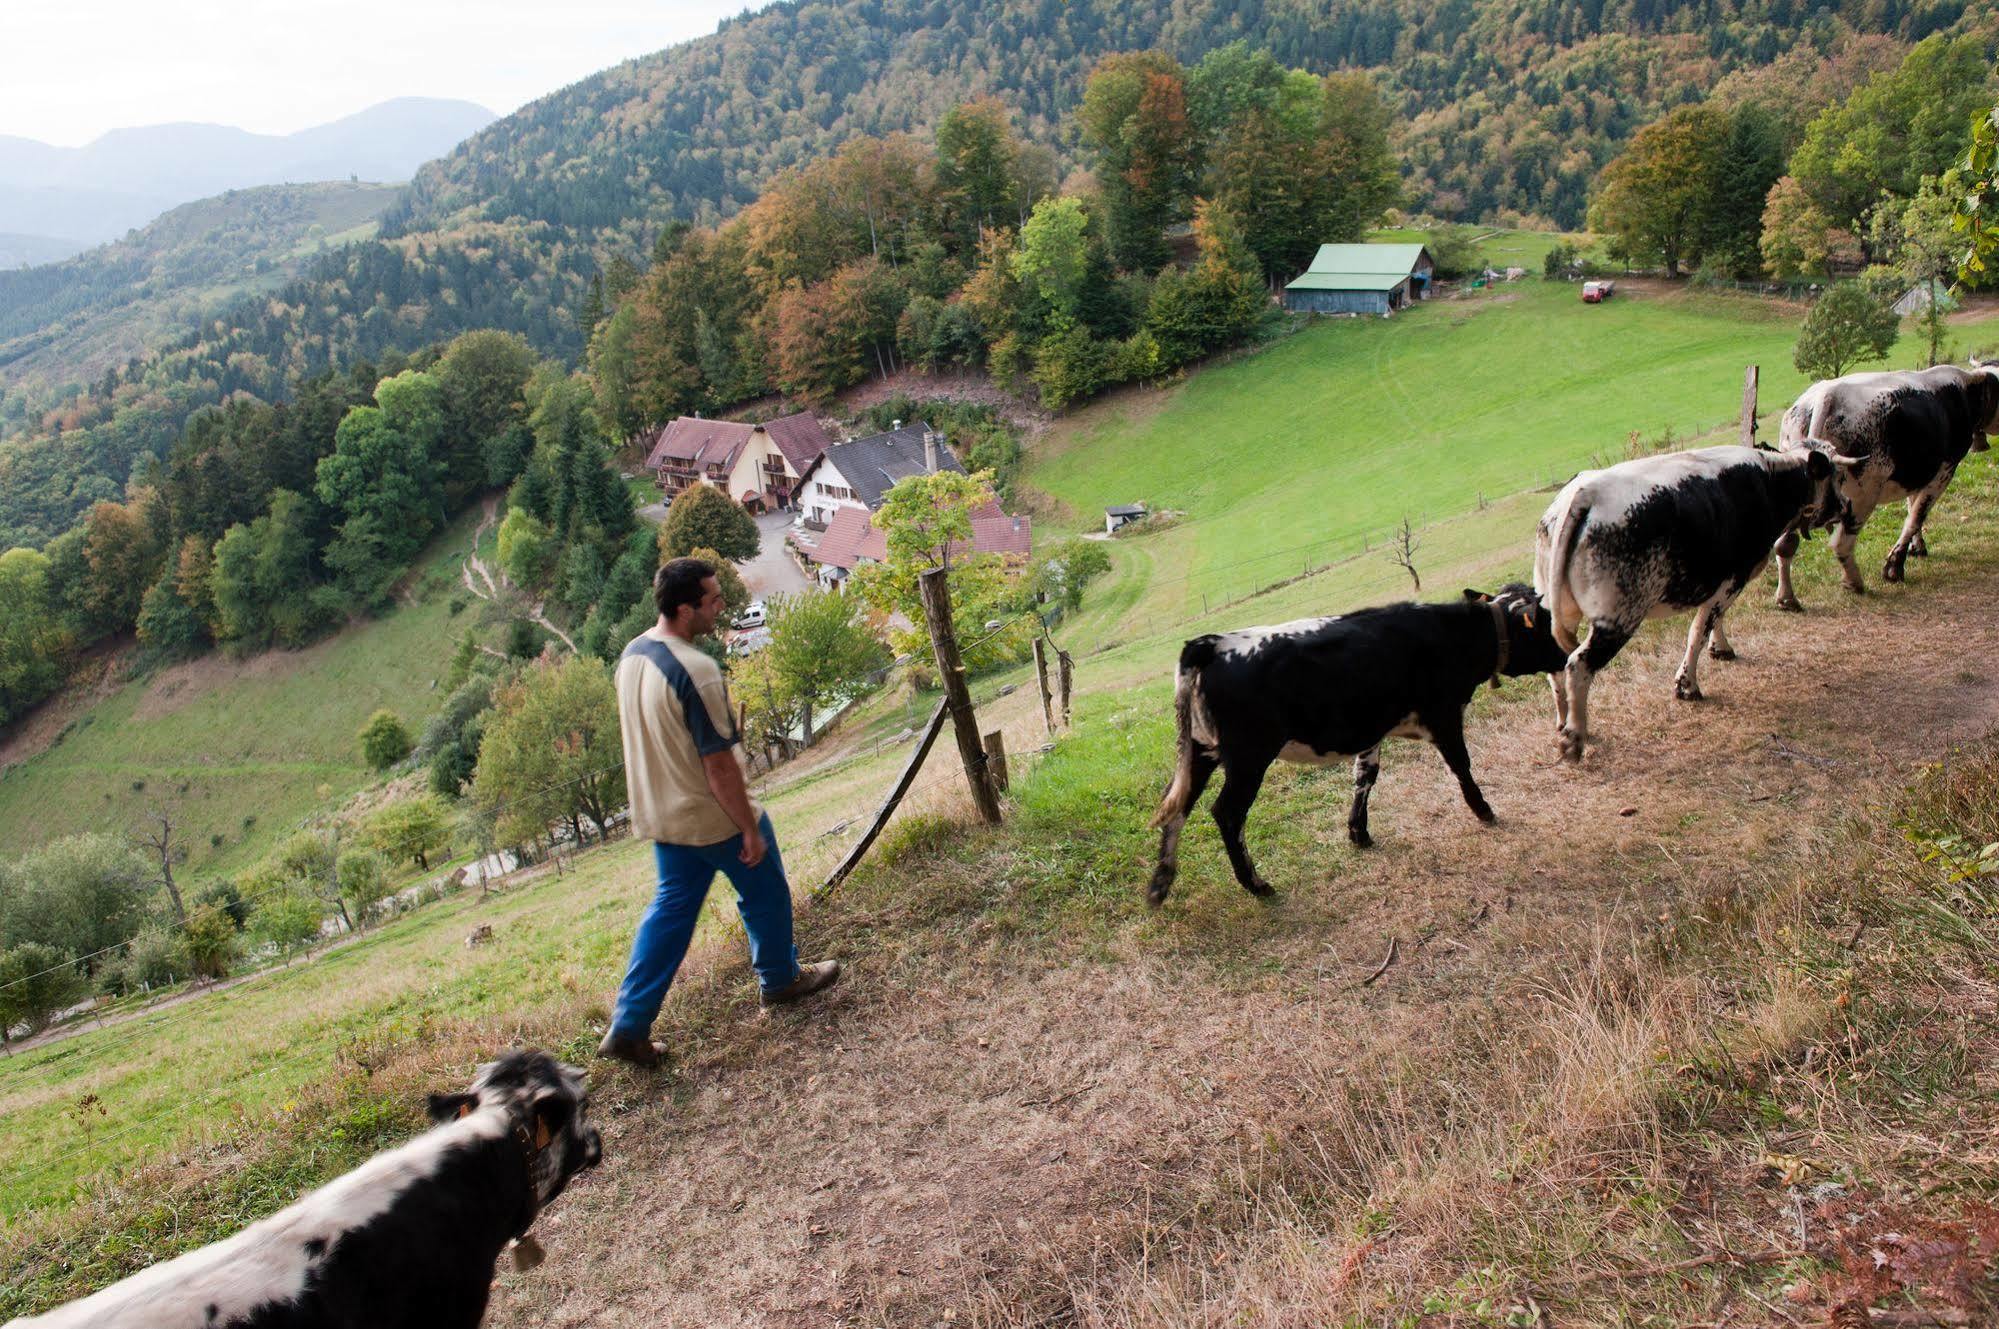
[918,567,1002,824]
[1033,637,1055,736]
[814,699,950,899]
[1740,365,1759,446]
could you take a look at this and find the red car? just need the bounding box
[1581,279,1615,303]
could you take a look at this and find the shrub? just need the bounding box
[357,709,413,771]
[0,943,87,1040]
[1426,222,1484,278]
[195,879,249,930]
[122,927,184,988]
[336,850,394,927]
[1030,325,1111,410]
[177,905,237,982]
[251,889,321,963]
[506,619,546,659]
[495,507,556,588]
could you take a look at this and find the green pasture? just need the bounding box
[1025,277,1813,646]
[0,508,486,878]
[4,268,1991,1241]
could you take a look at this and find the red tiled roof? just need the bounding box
[762,412,836,476]
[644,417,752,472]
[807,507,1032,571]
[969,513,1034,558]
[812,506,876,571]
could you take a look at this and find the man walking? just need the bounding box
[597,557,840,1068]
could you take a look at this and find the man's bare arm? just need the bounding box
[701,750,765,866]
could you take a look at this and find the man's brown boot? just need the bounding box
[760,959,841,1008]
[596,1030,669,1068]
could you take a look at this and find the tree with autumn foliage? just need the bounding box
[1589,105,1732,278]
[1079,52,1195,273]
[1199,58,1398,283]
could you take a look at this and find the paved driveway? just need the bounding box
[741,509,811,601]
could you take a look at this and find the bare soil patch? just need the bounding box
[483,555,1999,1328]
[840,370,1050,438]
[131,639,340,722]
[0,640,131,771]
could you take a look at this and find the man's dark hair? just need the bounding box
[655,557,716,621]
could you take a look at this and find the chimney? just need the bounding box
[923,428,938,474]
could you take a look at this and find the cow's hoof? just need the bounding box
[1673,676,1703,702]
[1842,580,1867,596]
[1911,540,1928,558]
[1882,561,1905,584]
[1707,645,1736,661]
[1146,872,1173,907]
[1347,826,1373,849]
[1473,805,1497,824]
[1557,734,1583,764]
[1245,877,1276,898]
[1775,596,1805,613]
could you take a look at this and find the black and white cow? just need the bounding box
[8,1050,602,1329]
[1535,445,1847,762]
[1771,361,1999,607]
[1147,586,1568,905]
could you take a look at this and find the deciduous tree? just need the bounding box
[764,589,890,743]
[470,655,626,847]
[1794,282,1899,380]
[364,794,453,871]
[1589,105,1731,278]
[660,482,758,561]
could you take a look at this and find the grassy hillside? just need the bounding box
[1027,274,1817,644]
[0,507,480,878]
[0,181,401,401]
[8,282,1999,1324]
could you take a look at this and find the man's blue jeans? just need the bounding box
[609,813,800,1040]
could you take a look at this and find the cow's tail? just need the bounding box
[1151,636,1219,828]
[1536,490,1589,647]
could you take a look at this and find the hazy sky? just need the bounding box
[3,0,757,146]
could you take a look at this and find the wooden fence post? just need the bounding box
[1032,637,1055,736]
[918,567,1003,824]
[1057,648,1074,727]
[1740,365,1759,446]
[982,730,1009,792]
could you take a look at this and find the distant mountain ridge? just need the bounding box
[0,98,496,256]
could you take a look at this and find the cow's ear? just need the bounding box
[1519,604,1537,629]
[1462,588,1490,603]
[1804,450,1832,480]
[531,1090,575,1147]
[428,1092,479,1122]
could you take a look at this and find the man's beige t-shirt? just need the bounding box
[615,629,760,846]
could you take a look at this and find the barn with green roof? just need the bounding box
[1282,242,1435,316]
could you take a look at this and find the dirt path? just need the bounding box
[484,547,1999,1327]
[458,497,578,654]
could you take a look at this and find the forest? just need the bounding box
[5,0,1991,554]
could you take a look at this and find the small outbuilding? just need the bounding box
[1104,504,1147,534]
[1282,243,1435,317]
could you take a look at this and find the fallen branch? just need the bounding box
[1022,1080,1099,1109]
[1361,937,1400,986]
[1570,1246,1803,1282]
